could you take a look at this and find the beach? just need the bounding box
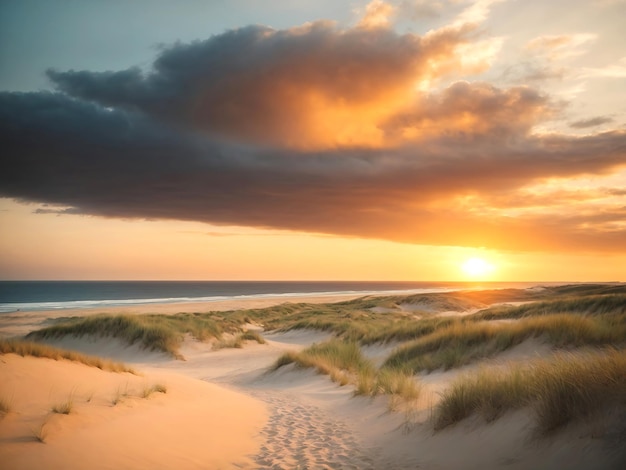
[1,288,625,469]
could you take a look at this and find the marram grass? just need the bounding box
[272,339,420,402]
[475,294,626,321]
[383,313,625,373]
[141,383,167,398]
[213,330,266,350]
[0,339,135,373]
[272,339,372,386]
[433,348,626,434]
[51,395,74,415]
[27,312,250,357]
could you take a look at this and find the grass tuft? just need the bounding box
[240,330,266,344]
[433,348,626,434]
[112,385,130,406]
[273,339,421,403]
[383,313,625,373]
[26,313,253,357]
[213,330,266,350]
[476,294,626,321]
[0,339,135,373]
[141,383,167,398]
[51,396,74,415]
[272,339,373,385]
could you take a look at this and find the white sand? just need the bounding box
[1,297,624,469]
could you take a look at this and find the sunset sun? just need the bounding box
[461,257,495,278]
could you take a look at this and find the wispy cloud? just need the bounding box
[570,116,614,129]
[582,57,626,78]
[525,34,597,60]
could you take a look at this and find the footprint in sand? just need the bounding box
[250,391,379,469]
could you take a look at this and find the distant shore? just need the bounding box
[0,292,373,339]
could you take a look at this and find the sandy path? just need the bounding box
[251,389,378,469]
[137,330,411,469]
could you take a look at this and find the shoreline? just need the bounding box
[0,288,446,314]
[0,292,379,339]
[0,280,565,314]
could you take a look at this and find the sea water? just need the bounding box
[0,280,541,313]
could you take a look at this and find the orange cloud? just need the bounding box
[357,0,396,29]
[47,18,495,150]
[382,81,553,142]
[2,11,626,254]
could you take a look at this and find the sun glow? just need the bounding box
[461,257,495,278]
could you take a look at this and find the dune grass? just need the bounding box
[226,299,461,347]
[51,395,74,415]
[19,286,626,380]
[27,313,218,356]
[24,285,617,358]
[272,339,373,386]
[272,339,421,403]
[112,384,130,406]
[475,294,626,321]
[355,367,421,404]
[383,313,625,373]
[434,348,626,434]
[213,330,266,350]
[26,300,449,356]
[0,339,135,373]
[26,312,252,358]
[210,288,625,350]
[141,383,167,398]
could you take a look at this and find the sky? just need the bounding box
[0,0,625,281]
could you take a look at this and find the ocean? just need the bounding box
[0,280,542,313]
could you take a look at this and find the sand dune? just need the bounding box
[0,354,266,470]
[2,294,625,469]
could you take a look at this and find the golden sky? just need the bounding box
[0,0,625,281]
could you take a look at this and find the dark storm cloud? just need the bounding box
[46,22,465,148]
[2,21,626,252]
[2,89,626,251]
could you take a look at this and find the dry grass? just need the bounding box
[51,395,74,415]
[0,339,135,373]
[213,330,266,350]
[434,348,626,434]
[273,339,372,386]
[355,368,421,403]
[273,339,421,403]
[141,383,167,398]
[475,294,626,321]
[112,384,130,406]
[383,313,625,373]
[240,330,266,344]
[26,312,249,357]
